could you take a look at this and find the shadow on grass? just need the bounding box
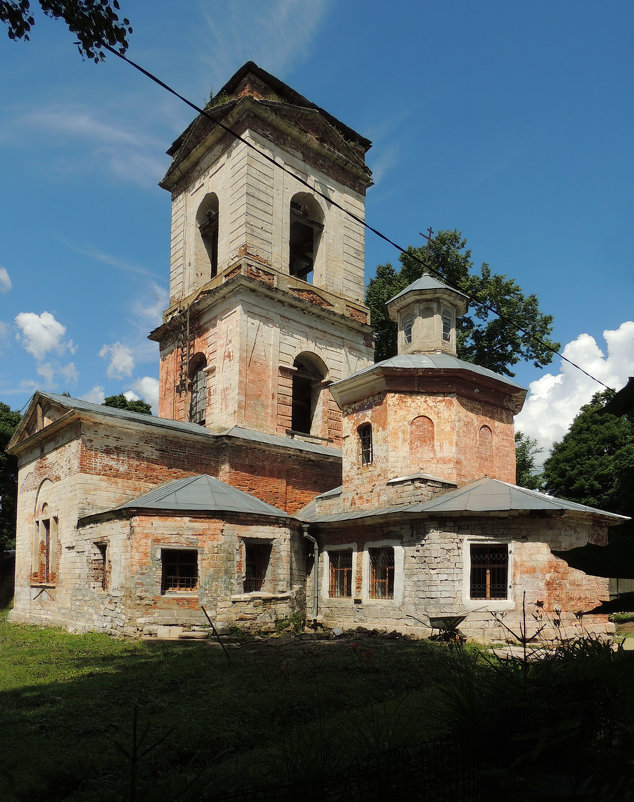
[0,624,447,801]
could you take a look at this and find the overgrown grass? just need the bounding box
[0,613,448,801]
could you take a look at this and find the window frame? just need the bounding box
[358,422,373,466]
[160,548,199,595]
[323,545,356,600]
[361,540,404,604]
[463,539,513,609]
[243,540,272,593]
[32,513,57,586]
[369,547,394,599]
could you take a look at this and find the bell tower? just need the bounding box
[150,63,374,444]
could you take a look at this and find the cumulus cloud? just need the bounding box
[15,311,75,359]
[123,390,140,402]
[99,342,135,379]
[81,385,106,404]
[130,376,159,414]
[0,267,11,293]
[515,321,634,464]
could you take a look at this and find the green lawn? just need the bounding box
[0,613,448,801]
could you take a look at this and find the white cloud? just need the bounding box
[123,390,140,402]
[81,385,106,404]
[134,282,168,328]
[59,362,78,384]
[515,321,634,464]
[198,0,329,86]
[0,267,11,293]
[99,342,135,380]
[15,311,75,359]
[59,240,157,278]
[130,376,159,414]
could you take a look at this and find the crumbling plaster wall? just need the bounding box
[311,514,612,641]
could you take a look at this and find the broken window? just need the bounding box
[244,542,271,592]
[32,512,57,584]
[369,547,394,599]
[195,193,219,282]
[161,549,198,593]
[289,194,323,282]
[92,542,109,591]
[470,544,508,599]
[358,423,373,466]
[329,550,353,598]
[442,310,452,342]
[403,314,414,344]
[189,356,207,425]
[291,353,326,434]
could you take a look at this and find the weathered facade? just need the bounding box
[7,62,627,641]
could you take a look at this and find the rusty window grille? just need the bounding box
[370,547,394,599]
[329,550,353,597]
[161,549,198,593]
[189,361,207,425]
[244,542,271,592]
[358,423,373,466]
[470,544,508,599]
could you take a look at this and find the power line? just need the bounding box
[103,44,614,393]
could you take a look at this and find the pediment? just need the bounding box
[8,394,72,450]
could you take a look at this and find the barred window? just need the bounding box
[470,545,508,599]
[161,549,198,593]
[244,542,271,593]
[189,359,207,425]
[358,423,373,466]
[329,550,353,598]
[369,547,394,599]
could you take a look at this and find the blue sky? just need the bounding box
[1,0,633,461]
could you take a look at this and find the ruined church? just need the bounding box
[7,63,625,641]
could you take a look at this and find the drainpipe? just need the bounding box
[302,524,318,621]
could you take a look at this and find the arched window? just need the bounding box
[189,355,207,426]
[33,481,57,585]
[358,423,373,466]
[442,310,452,342]
[289,193,323,282]
[403,314,414,345]
[195,193,219,282]
[291,353,326,434]
[410,415,434,465]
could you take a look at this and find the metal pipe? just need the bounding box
[302,524,318,621]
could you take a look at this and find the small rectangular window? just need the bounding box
[244,542,271,593]
[358,423,373,466]
[470,545,508,599]
[369,547,394,599]
[329,550,353,597]
[161,549,198,593]
[93,543,108,591]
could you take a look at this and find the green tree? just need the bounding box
[514,431,543,490]
[366,229,560,376]
[103,394,151,415]
[542,390,634,524]
[0,403,21,551]
[1,0,132,61]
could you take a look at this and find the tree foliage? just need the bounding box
[542,390,634,526]
[0,0,132,61]
[514,431,543,490]
[103,393,151,415]
[0,402,21,551]
[366,230,560,376]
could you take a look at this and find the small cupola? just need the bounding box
[386,274,469,357]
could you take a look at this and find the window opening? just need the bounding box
[358,423,373,466]
[369,547,394,599]
[197,194,219,279]
[289,198,323,282]
[244,542,271,592]
[329,550,353,597]
[93,543,108,591]
[403,315,414,344]
[33,515,56,584]
[291,355,324,434]
[189,358,207,425]
[162,549,198,593]
[470,545,508,599]
[442,311,452,342]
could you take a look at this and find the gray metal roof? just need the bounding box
[300,478,628,524]
[388,274,470,305]
[35,392,340,457]
[114,474,289,517]
[330,353,524,392]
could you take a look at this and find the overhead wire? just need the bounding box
[103,43,614,393]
